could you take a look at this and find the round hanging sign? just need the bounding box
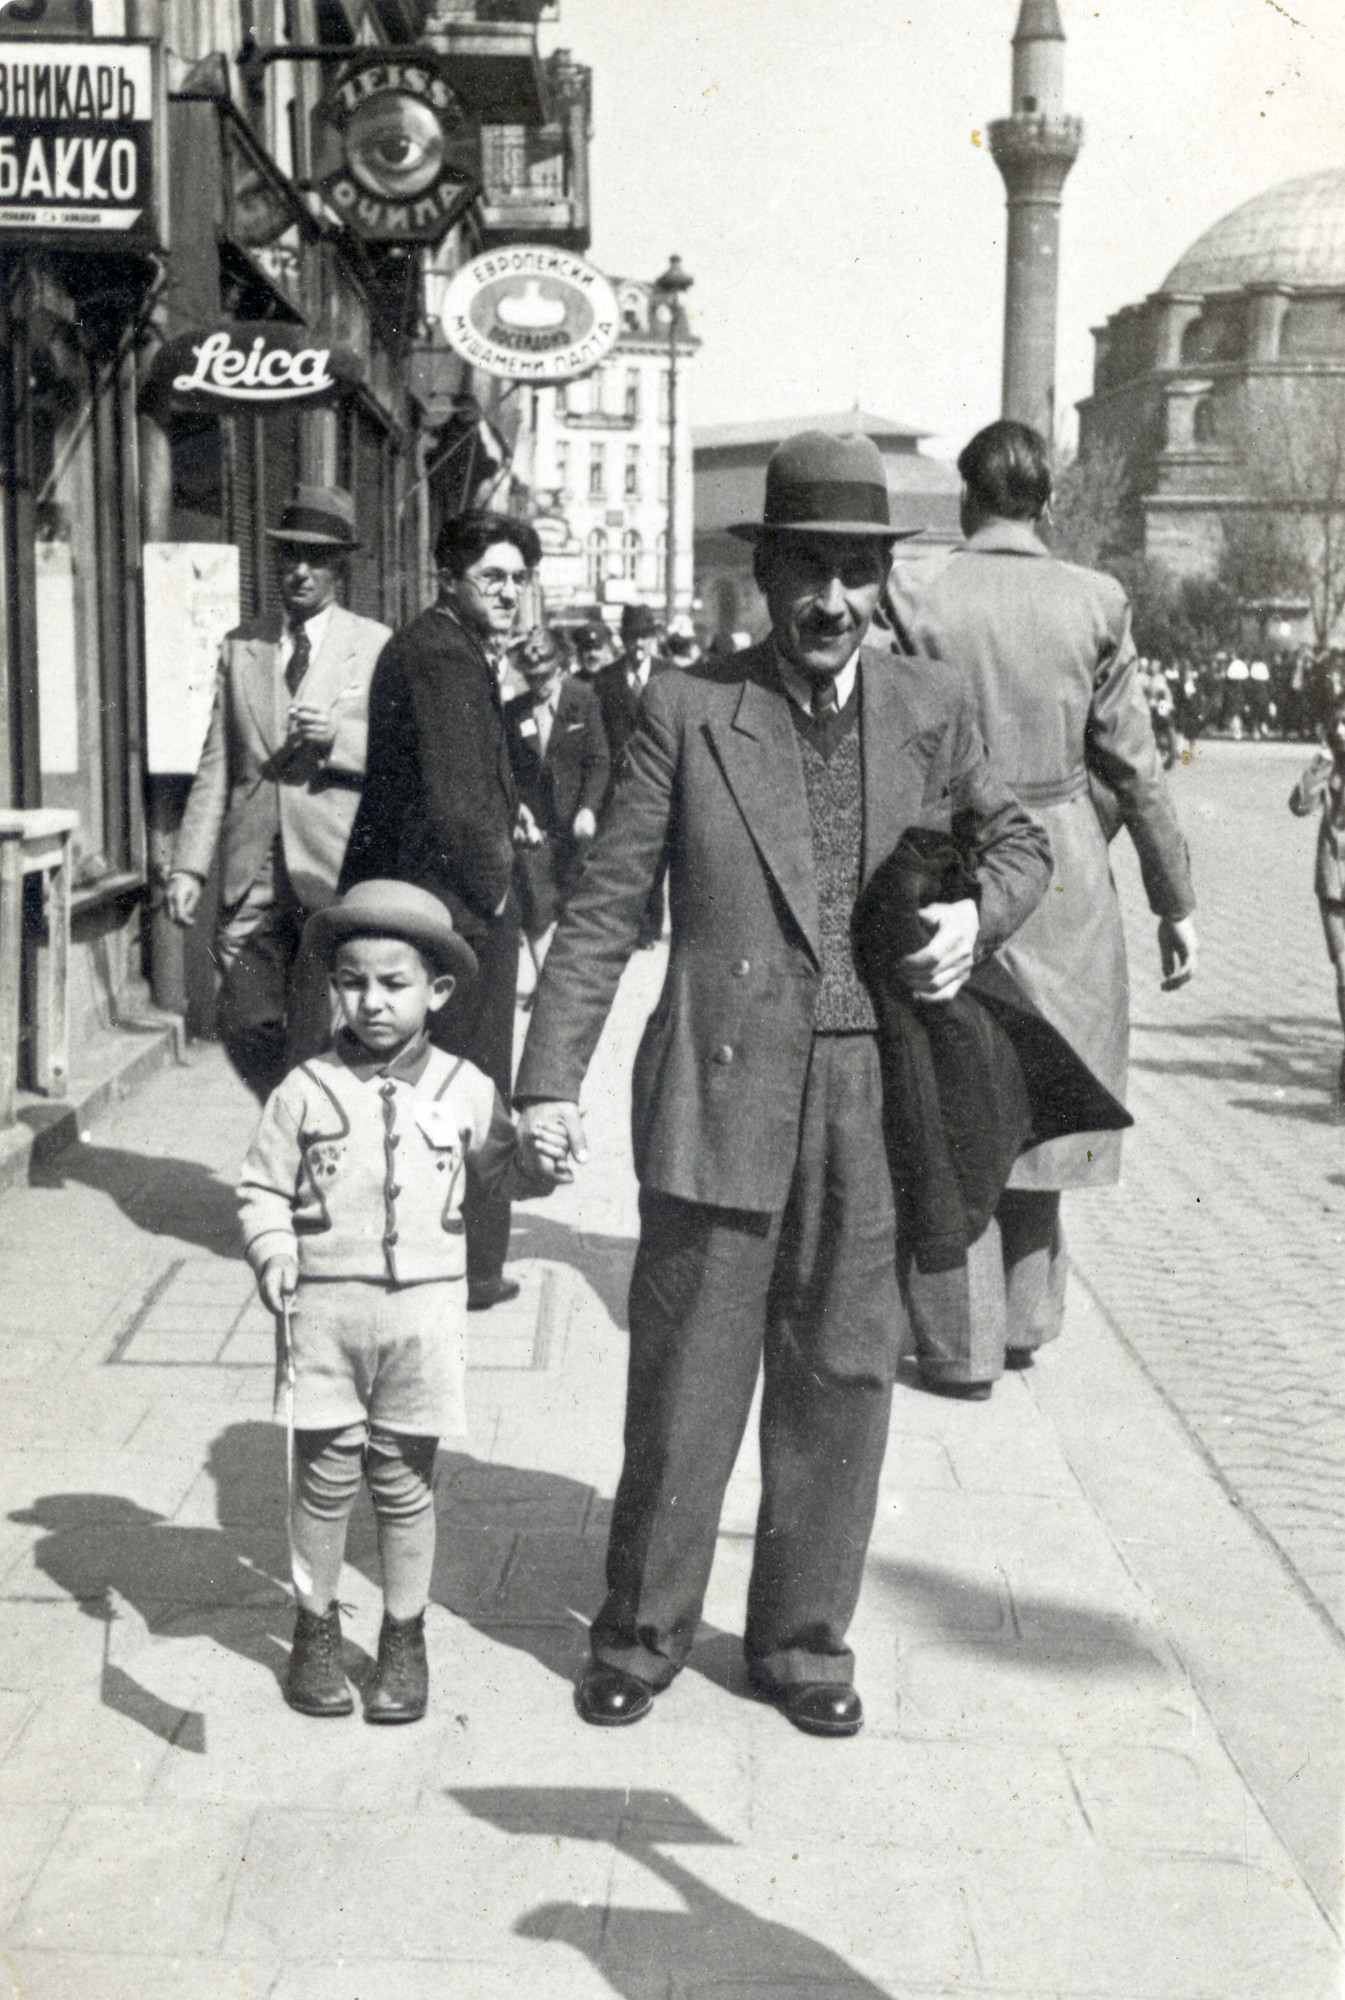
[439,247,621,383]
[317,51,477,244]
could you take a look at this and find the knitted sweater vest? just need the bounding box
[794,707,877,1032]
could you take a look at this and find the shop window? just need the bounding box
[169,417,224,541]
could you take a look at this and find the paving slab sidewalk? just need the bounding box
[0,942,1339,1999]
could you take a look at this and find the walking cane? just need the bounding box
[279,1295,313,1599]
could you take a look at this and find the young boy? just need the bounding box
[238,880,556,1723]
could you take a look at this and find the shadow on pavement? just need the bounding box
[453,1786,891,1998]
[1128,1012,1341,1116]
[507,1211,635,1331]
[29,1142,242,1256]
[869,1556,1168,1675]
[10,1425,304,1748]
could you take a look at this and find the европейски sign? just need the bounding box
[439,247,621,384]
[0,40,156,245]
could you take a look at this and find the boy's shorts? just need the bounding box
[279,1278,467,1438]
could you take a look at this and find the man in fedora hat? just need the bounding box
[515,431,1052,1735]
[167,484,391,1100]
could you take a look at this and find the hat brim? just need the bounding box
[266,528,363,551]
[304,904,478,985]
[727,520,923,543]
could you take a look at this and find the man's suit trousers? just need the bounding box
[430,897,520,1287]
[590,1032,902,1692]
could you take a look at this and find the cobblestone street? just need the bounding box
[1068,740,1345,1638]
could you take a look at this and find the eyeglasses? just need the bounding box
[469,567,530,594]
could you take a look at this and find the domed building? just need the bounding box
[1077,166,1345,618]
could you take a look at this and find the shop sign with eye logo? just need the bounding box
[316,51,478,245]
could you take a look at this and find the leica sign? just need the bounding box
[0,42,157,246]
[150,326,363,413]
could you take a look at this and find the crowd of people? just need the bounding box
[166,421,1204,1741]
[1136,645,1345,763]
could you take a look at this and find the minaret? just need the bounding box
[988,0,1083,442]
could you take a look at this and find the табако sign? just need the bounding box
[0,40,156,245]
[149,325,363,412]
[440,248,620,383]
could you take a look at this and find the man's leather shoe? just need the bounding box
[1004,1347,1036,1371]
[467,1276,522,1312]
[919,1374,993,1401]
[576,1665,656,1726]
[778,1682,864,1738]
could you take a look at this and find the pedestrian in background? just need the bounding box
[238,882,554,1725]
[338,510,542,1312]
[1289,699,1345,1102]
[505,625,610,996]
[593,601,673,947]
[572,620,616,682]
[888,419,1198,1396]
[166,486,390,1101]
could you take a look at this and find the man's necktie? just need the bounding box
[286,620,310,697]
[811,676,840,721]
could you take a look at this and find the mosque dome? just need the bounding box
[1162,167,1345,295]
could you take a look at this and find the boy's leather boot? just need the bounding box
[365,1610,428,1724]
[285,1601,354,1717]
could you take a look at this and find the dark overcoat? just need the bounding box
[338,605,517,950]
[888,522,1195,1187]
[514,642,1052,1212]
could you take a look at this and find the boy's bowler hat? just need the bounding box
[727,431,920,542]
[305,882,478,983]
[267,484,362,550]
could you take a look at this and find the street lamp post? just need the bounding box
[653,255,693,625]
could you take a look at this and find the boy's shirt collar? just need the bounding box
[334,1027,434,1085]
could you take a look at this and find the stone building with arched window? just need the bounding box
[1077,166,1345,631]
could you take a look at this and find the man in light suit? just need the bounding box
[167,485,391,1100]
[516,434,1052,1736]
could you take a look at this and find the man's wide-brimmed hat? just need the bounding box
[266,484,362,551]
[621,601,660,642]
[728,430,920,543]
[304,881,478,984]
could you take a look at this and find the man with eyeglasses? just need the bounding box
[340,509,543,1310]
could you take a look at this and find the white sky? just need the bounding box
[542,0,1345,459]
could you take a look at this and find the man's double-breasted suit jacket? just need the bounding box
[514,642,1053,1213]
[174,605,391,912]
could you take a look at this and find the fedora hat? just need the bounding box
[266,484,362,550]
[728,430,921,542]
[304,881,478,984]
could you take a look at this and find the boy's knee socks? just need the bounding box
[296,1426,366,1523]
[365,1429,437,1523]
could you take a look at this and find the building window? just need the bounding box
[656,531,668,596]
[585,529,608,592]
[659,370,672,423]
[555,440,570,494]
[588,444,606,498]
[622,529,642,581]
[624,446,640,498]
[624,368,640,421]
